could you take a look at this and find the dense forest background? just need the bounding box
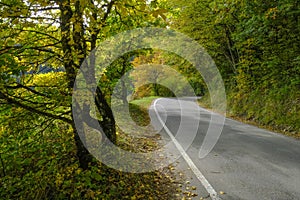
[0,0,299,199]
[169,0,299,134]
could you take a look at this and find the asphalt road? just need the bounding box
[150,98,300,200]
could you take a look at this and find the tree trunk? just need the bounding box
[95,86,117,144]
[72,122,93,170]
[58,0,116,169]
[72,85,117,169]
[121,77,128,105]
[153,83,160,96]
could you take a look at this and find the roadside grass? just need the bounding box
[130,96,160,110]
[198,93,300,139]
[127,96,160,127]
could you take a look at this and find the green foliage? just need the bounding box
[228,0,300,134]
[228,85,299,133]
[169,0,300,135]
[0,97,183,199]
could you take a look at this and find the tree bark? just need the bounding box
[72,121,93,170]
[95,86,117,144]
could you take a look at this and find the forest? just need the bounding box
[0,0,299,199]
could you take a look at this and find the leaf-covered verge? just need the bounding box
[0,95,198,199]
[128,97,213,200]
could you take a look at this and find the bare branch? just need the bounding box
[29,7,60,11]
[15,28,60,42]
[101,0,116,24]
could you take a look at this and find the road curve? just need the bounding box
[150,97,300,200]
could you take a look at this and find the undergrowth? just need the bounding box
[198,86,300,138]
[0,99,189,199]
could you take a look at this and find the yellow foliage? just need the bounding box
[30,72,67,87]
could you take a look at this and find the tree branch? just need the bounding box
[6,84,51,98]
[101,0,116,24]
[15,29,60,42]
[29,7,60,11]
[0,91,72,124]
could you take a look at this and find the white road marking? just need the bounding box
[153,98,221,200]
